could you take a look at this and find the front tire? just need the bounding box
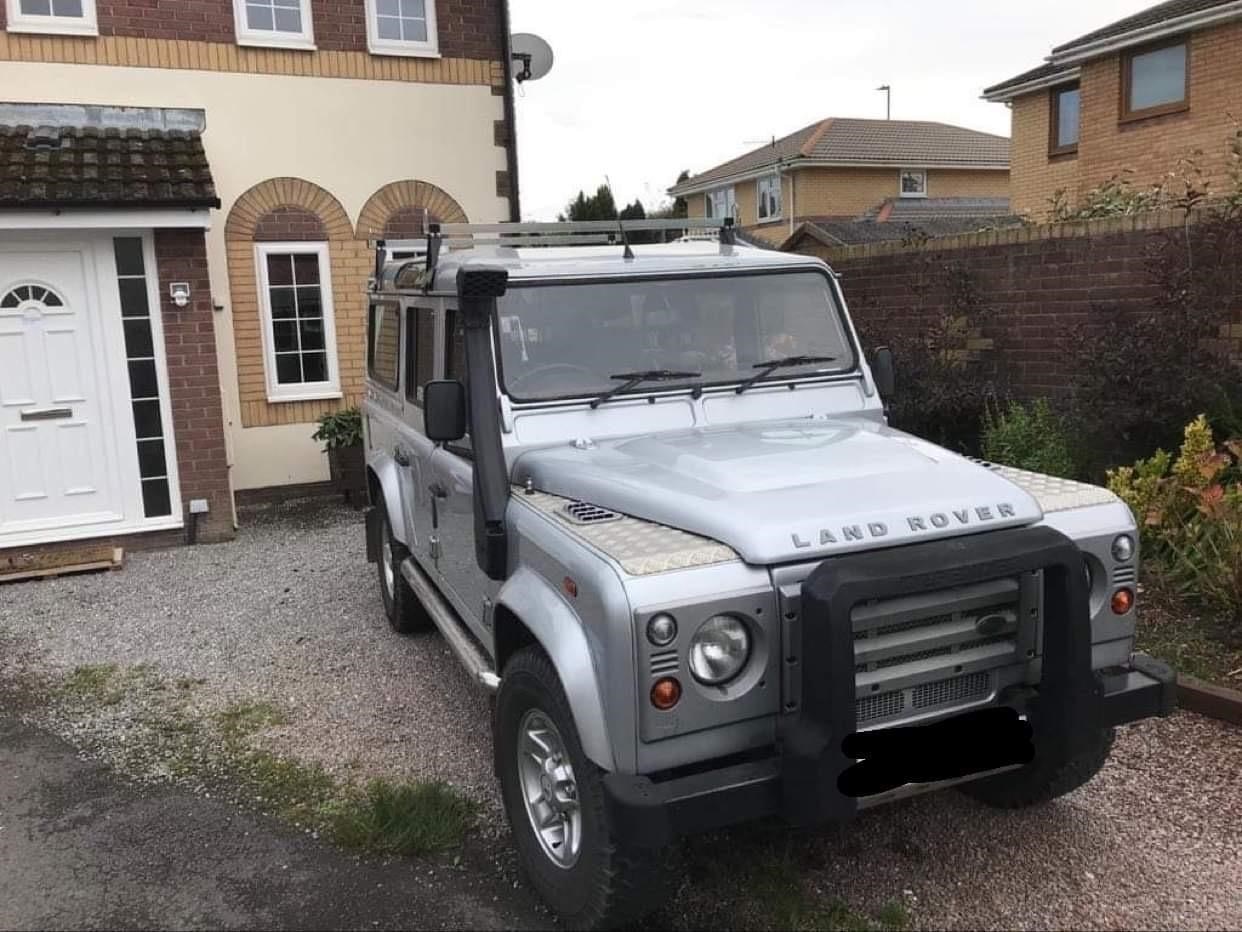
[959,727,1116,809]
[496,646,661,929]
[374,497,432,634]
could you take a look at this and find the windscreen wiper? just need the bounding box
[589,369,703,409]
[735,354,838,394]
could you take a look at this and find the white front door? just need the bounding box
[0,240,130,541]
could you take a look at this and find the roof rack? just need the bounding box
[373,217,736,293]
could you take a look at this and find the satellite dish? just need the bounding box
[511,33,554,83]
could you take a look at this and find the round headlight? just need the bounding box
[1111,534,1135,563]
[646,613,678,647]
[688,615,751,685]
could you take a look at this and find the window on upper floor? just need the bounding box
[757,174,782,221]
[899,169,927,198]
[1049,82,1080,156]
[5,0,97,36]
[366,0,439,57]
[1122,38,1188,122]
[705,187,736,220]
[256,243,340,402]
[233,0,315,50]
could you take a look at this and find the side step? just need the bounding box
[400,558,501,691]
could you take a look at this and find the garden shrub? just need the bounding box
[1108,416,1242,625]
[981,399,1076,478]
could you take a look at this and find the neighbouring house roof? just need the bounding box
[982,62,1081,100]
[781,197,1023,250]
[1052,0,1240,55]
[0,124,220,210]
[985,0,1242,100]
[669,118,1010,196]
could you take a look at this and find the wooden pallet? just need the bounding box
[0,545,124,584]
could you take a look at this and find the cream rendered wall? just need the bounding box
[0,61,509,492]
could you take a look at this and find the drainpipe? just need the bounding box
[499,0,521,221]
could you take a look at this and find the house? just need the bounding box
[0,0,516,553]
[782,196,1022,252]
[983,0,1242,219]
[667,118,1011,247]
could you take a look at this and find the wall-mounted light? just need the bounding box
[169,282,191,308]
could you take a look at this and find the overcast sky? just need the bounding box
[509,0,1151,220]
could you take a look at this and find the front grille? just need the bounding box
[1113,565,1137,585]
[849,575,1033,728]
[857,689,905,723]
[912,672,990,709]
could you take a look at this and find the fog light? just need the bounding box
[647,613,678,647]
[1111,587,1135,615]
[651,677,681,710]
[1111,534,1135,563]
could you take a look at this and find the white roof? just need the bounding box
[427,242,826,292]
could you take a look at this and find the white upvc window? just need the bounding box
[4,0,98,36]
[255,242,341,403]
[900,169,928,198]
[366,0,439,57]
[757,173,782,221]
[705,187,736,220]
[233,0,315,50]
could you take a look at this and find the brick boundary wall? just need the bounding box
[793,209,1242,399]
[153,228,234,543]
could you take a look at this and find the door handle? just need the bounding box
[393,446,410,467]
[20,407,73,421]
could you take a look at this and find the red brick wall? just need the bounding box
[154,229,234,543]
[0,0,503,60]
[253,207,327,242]
[804,213,1242,399]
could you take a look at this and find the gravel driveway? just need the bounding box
[2,499,1240,930]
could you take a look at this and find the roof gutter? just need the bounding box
[982,66,1080,102]
[669,159,1010,197]
[1048,1,1242,64]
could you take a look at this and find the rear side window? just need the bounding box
[368,302,400,391]
[405,306,437,405]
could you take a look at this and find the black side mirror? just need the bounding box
[424,380,467,443]
[872,346,895,398]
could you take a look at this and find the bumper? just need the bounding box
[604,654,1176,849]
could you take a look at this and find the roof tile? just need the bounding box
[674,118,1008,192]
[0,124,219,210]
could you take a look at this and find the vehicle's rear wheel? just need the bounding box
[959,726,1116,809]
[374,496,433,634]
[496,646,662,929]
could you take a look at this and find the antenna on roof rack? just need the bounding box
[616,219,634,260]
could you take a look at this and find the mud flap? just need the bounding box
[365,507,381,564]
[781,525,1098,826]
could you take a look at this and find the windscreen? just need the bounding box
[495,271,855,402]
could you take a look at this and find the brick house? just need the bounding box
[983,0,1242,219]
[668,118,1011,247]
[0,0,516,552]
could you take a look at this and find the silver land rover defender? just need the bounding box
[361,219,1175,928]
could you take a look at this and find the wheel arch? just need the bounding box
[367,459,408,548]
[495,567,616,771]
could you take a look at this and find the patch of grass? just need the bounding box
[326,778,477,856]
[1136,582,1242,688]
[214,700,288,743]
[59,663,158,706]
[233,749,338,826]
[666,831,910,932]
